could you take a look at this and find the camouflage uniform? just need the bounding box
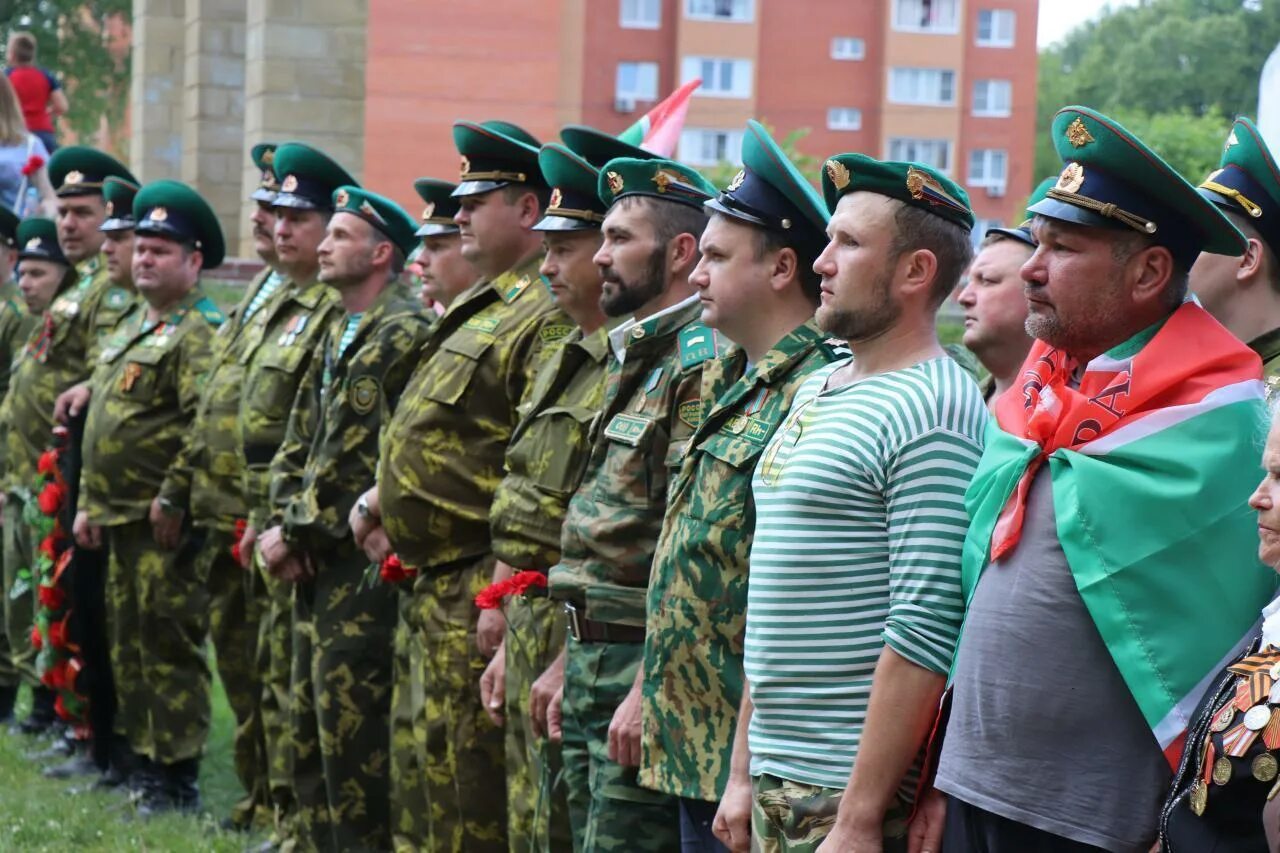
[377,254,570,852]
[490,321,618,852]
[638,321,843,804]
[80,288,222,765]
[750,774,909,853]
[0,282,34,690]
[1249,327,1280,405]
[268,280,432,853]
[549,296,726,852]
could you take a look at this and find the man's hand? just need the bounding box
[257,526,291,572]
[477,608,506,660]
[237,524,258,570]
[54,383,92,424]
[360,525,392,565]
[73,510,102,550]
[712,774,753,853]
[607,680,644,767]
[274,552,314,584]
[479,641,506,726]
[348,487,379,548]
[529,648,566,738]
[815,824,883,853]
[149,497,184,550]
[547,685,565,743]
[907,788,946,853]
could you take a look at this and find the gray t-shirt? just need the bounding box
[936,471,1170,852]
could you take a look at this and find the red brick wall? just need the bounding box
[579,0,680,136]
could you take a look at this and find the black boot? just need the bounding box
[43,742,99,779]
[0,685,16,724]
[136,758,201,817]
[94,736,140,790]
[13,686,56,735]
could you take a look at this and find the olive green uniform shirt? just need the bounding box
[76,254,137,363]
[1249,327,1280,405]
[0,281,33,404]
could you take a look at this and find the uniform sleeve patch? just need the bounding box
[104,287,130,310]
[539,323,574,345]
[677,399,704,428]
[349,375,381,415]
[602,413,653,447]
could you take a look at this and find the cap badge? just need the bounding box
[1056,162,1086,194]
[261,170,278,189]
[727,170,746,192]
[149,206,169,222]
[359,199,384,223]
[1226,130,1240,151]
[281,174,298,193]
[607,171,624,195]
[25,237,41,250]
[334,189,350,207]
[105,201,114,216]
[825,159,851,192]
[1066,117,1095,148]
[548,188,563,210]
[422,201,435,221]
[459,155,471,178]
[652,169,675,193]
[65,170,84,186]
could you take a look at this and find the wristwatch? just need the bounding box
[356,495,372,519]
[157,496,184,517]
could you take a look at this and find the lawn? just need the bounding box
[0,671,261,852]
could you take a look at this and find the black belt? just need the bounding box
[564,602,644,644]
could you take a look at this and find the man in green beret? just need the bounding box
[629,122,848,851]
[924,107,1271,852]
[256,186,432,852]
[351,121,570,852]
[68,180,226,815]
[1189,117,1280,402]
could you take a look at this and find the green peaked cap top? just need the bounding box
[17,217,67,264]
[452,120,546,198]
[331,185,420,256]
[412,178,462,237]
[133,179,226,269]
[101,176,141,233]
[707,120,829,252]
[250,142,280,202]
[986,175,1057,247]
[598,157,716,210]
[1029,105,1246,267]
[821,152,974,231]
[535,143,605,232]
[0,206,19,248]
[271,142,359,211]
[47,145,136,197]
[1198,117,1280,256]
[560,124,655,169]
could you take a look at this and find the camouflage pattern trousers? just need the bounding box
[504,594,572,853]
[390,596,429,853]
[561,636,679,853]
[104,519,211,763]
[290,546,396,853]
[258,559,296,835]
[750,773,909,853]
[0,498,36,688]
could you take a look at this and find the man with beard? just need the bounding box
[726,153,986,852]
[258,186,431,852]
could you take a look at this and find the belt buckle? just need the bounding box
[564,601,584,642]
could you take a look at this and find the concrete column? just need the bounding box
[129,0,186,181]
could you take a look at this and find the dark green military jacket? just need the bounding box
[0,281,33,402]
[75,253,137,363]
[548,296,727,626]
[80,288,223,526]
[377,253,572,571]
[268,281,433,555]
[1249,327,1280,405]
[638,320,846,800]
[489,320,619,572]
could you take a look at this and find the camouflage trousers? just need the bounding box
[200,526,269,828]
[0,498,36,688]
[104,520,211,763]
[504,594,572,853]
[290,545,396,853]
[398,556,507,852]
[561,636,679,853]
[749,773,909,853]
[390,593,430,853]
[258,557,297,833]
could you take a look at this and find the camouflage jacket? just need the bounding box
[489,320,619,572]
[80,288,224,526]
[75,253,137,363]
[548,296,727,625]
[236,278,341,530]
[1250,327,1280,405]
[166,267,285,530]
[0,281,33,410]
[377,253,571,570]
[269,281,433,555]
[638,319,845,800]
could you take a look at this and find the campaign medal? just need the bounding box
[1210,702,1235,733]
[1212,756,1233,786]
[1190,779,1208,816]
[1253,753,1279,783]
[120,362,142,393]
[1245,704,1272,731]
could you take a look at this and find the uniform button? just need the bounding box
[631,327,646,342]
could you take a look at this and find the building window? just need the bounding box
[972,79,1012,116]
[888,68,955,106]
[685,0,754,22]
[976,9,1016,46]
[679,128,745,166]
[616,62,659,106]
[888,137,952,173]
[968,149,1008,192]
[830,37,866,60]
[893,0,959,33]
[971,217,1004,247]
[681,56,753,98]
[620,0,662,28]
[827,108,863,131]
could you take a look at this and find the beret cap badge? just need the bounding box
[607,171,624,195]
[825,159,851,192]
[334,189,350,207]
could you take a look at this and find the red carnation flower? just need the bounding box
[21,154,44,177]
[42,660,67,690]
[475,578,514,610]
[230,543,241,563]
[37,583,65,611]
[508,570,548,596]
[54,693,70,721]
[234,518,247,537]
[36,481,66,516]
[379,554,417,584]
[48,618,68,649]
[38,534,57,560]
[30,625,42,650]
[36,450,57,476]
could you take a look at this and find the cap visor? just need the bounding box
[415,222,460,237]
[984,226,1036,247]
[705,196,771,229]
[532,215,597,232]
[251,188,279,203]
[451,180,507,198]
[99,217,135,233]
[271,193,325,210]
[1027,197,1129,233]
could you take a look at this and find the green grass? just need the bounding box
[0,669,263,852]
[202,280,247,313]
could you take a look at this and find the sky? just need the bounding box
[1038,0,1139,47]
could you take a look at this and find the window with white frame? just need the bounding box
[972,79,1012,116]
[620,0,661,29]
[681,56,753,98]
[888,137,952,173]
[888,68,955,106]
[685,0,754,22]
[827,108,863,131]
[976,9,1016,46]
[971,217,1004,246]
[893,0,959,32]
[830,37,866,60]
[616,62,659,103]
[968,149,1008,190]
[678,128,745,166]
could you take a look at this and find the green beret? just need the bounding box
[47,146,136,198]
[16,218,67,264]
[0,206,19,249]
[412,178,462,237]
[560,125,654,169]
[332,186,419,256]
[271,142,359,211]
[452,120,546,198]
[1030,105,1245,267]
[598,157,716,211]
[100,176,141,232]
[535,144,605,232]
[707,120,829,254]
[133,180,226,269]
[986,175,1057,247]
[821,152,974,231]
[1198,117,1280,257]
[250,142,279,203]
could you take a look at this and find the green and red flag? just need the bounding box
[617,78,701,158]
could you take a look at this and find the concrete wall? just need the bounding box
[130,0,186,181]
